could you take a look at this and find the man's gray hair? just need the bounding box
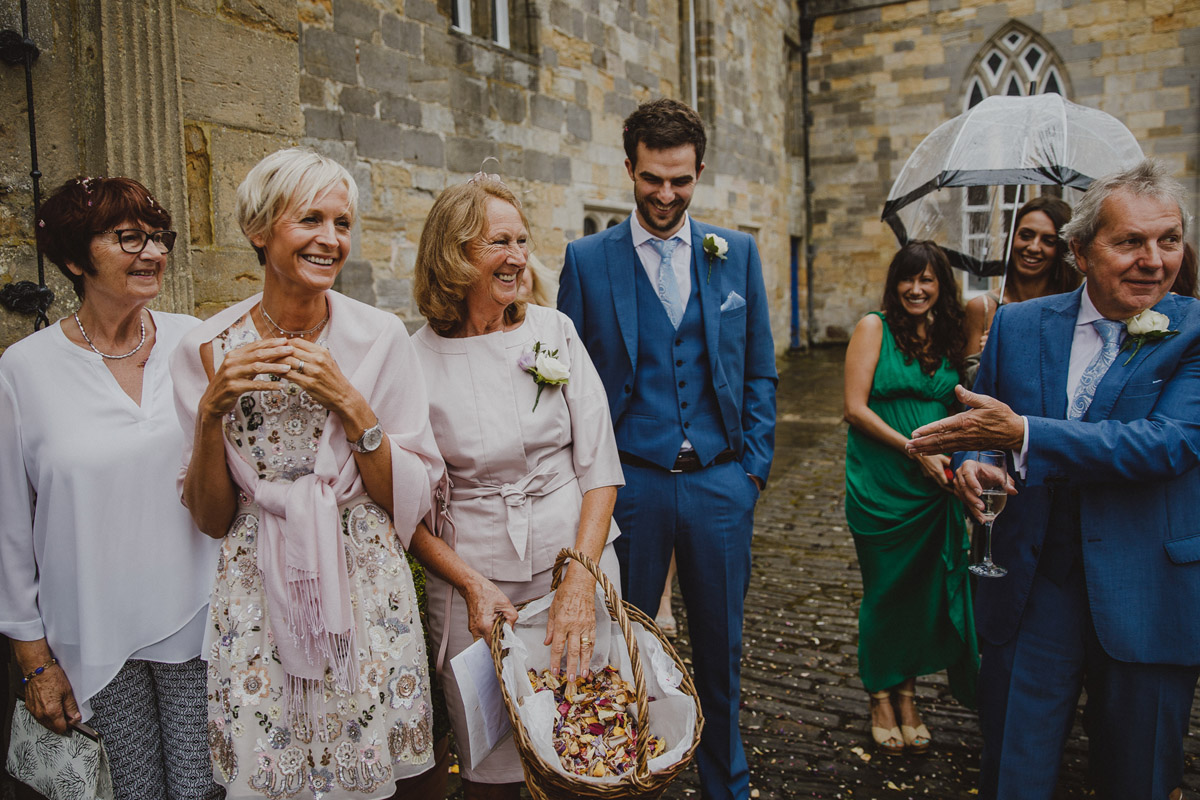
[1062,159,1189,264]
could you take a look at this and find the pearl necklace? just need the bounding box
[261,303,328,338]
[74,312,146,360]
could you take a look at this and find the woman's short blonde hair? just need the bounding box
[414,177,531,335]
[236,148,358,264]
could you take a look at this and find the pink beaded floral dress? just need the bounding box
[205,312,433,800]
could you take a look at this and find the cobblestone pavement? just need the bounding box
[6,349,1197,800]
[444,347,1200,800]
[647,347,1200,800]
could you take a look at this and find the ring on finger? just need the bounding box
[296,359,305,374]
[580,635,591,645]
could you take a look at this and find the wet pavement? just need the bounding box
[445,346,1200,799]
[651,346,1200,800]
[5,349,1197,800]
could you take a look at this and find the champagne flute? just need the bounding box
[969,450,1009,578]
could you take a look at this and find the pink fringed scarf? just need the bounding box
[171,291,444,726]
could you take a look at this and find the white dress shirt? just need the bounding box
[1013,283,1126,474]
[631,211,694,316]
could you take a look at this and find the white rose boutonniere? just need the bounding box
[1120,308,1178,365]
[702,233,728,283]
[519,341,570,411]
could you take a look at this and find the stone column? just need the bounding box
[92,0,194,314]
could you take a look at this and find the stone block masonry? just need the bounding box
[805,0,1199,344]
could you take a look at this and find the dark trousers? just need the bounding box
[613,459,759,800]
[978,566,1198,800]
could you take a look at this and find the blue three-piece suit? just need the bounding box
[970,286,1200,799]
[559,216,777,800]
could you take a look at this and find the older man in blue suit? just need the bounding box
[909,160,1199,800]
[558,98,776,800]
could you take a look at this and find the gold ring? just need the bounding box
[580,636,591,644]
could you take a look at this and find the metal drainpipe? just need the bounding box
[0,0,54,332]
[688,0,698,110]
[799,10,816,349]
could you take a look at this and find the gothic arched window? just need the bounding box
[959,22,1070,292]
[963,22,1069,113]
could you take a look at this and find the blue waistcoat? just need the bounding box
[613,257,728,469]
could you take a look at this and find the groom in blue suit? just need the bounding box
[909,160,1200,800]
[558,98,776,800]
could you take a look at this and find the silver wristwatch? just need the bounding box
[347,422,383,453]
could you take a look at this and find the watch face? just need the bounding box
[360,425,383,452]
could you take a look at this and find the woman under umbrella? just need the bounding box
[963,196,1077,359]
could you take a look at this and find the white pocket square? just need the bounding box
[720,291,746,311]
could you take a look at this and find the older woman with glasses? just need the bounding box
[0,177,222,800]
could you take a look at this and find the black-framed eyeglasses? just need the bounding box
[95,229,178,254]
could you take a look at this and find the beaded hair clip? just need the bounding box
[469,156,503,187]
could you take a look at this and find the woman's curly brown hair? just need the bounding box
[881,240,967,376]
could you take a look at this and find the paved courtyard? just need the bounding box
[454,347,1200,800]
[651,346,1200,800]
[6,348,1197,800]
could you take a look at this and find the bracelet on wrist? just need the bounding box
[22,658,57,684]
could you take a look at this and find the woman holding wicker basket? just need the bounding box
[406,174,624,800]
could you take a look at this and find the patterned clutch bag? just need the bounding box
[5,700,114,800]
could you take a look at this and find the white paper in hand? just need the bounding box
[449,637,512,769]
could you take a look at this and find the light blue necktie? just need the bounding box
[1068,319,1125,421]
[651,237,683,329]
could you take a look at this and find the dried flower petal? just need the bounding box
[528,665,667,778]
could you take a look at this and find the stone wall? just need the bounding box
[1,0,800,349]
[287,0,801,337]
[806,0,1200,342]
[0,0,90,347]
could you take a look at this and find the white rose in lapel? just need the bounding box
[703,233,728,259]
[702,233,729,284]
[1125,309,1170,336]
[521,340,570,411]
[1119,308,1178,365]
[534,350,570,383]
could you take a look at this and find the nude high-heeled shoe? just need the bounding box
[868,691,904,755]
[894,688,931,754]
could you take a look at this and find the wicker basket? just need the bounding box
[489,548,704,800]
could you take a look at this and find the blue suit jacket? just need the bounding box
[972,286,1200,665]
[558,217,777,483]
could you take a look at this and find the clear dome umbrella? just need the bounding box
[881,93,1145,290]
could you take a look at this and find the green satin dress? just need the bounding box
[844,312,978,707]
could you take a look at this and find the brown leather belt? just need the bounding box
[619,448,738,473]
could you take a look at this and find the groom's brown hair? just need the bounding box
[623,98,706,171]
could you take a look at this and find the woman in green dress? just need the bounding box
[843,240,978,755]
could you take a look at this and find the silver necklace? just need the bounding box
[260,303,328,338]
[74,312,146,360]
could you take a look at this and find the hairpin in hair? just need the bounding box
[37,219,45,227]
[469,156,503,186]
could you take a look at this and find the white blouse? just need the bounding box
[0,312,221,720]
